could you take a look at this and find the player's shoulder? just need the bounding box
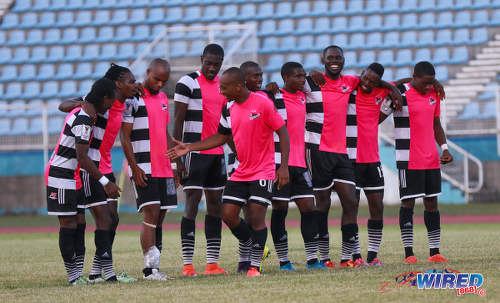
[178,71,200,84]
[73,109,92,126]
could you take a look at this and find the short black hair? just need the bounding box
[148,58,170,70]
[281,62,304,78]
[322,45,344,58]
[85,78,116,107]
[104,63,132,82]
[202,43,224,59]
[222,67,245,85]
[240,61,260,76]
[367,62,384,78]
[414,61,435,77]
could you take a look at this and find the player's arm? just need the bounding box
[309,70,326,86]
[166,133,229,160]
[275,125,290,190]
[227,136,236,153]
[59,97,97,122]
[120,121,148,187]
[393,78,445,100]
[377,80,403,111]
[434,117,453,164]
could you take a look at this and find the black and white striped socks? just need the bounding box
[424,210,441,256]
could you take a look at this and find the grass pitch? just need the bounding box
[0,218,499,303]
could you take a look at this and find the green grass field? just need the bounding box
[1,213,499,302]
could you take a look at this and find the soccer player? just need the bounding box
[167,67,290,277]
[46,78,119,285]
[121,59,177,280]
[59,64,140,282]
[380,61,453,264]
[173,44,228,276]
[304,45,402,268]
[265,62,322,271]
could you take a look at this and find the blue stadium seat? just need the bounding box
[0,119,10,136]
[129,8,147,24]
[5,83,22,100]
[287,53,303,63]
[132,0,151,8]
[33,0,50,11]
[12,47,29,64]
[348,16,364,33]
[395,49,413,66]
[473,0,491,8]
[455,0,473,9]
[332,17,347,33]
[82,44,99,61]
[261,37,279,53]
[358,51,376,68]
[44,29,61,45]
[221,22,240,38]
[19,65,36,81]
[47,46,64,63]
[100,43,118,60]
[31,46,47,63]
[59,80,77,98]
[343,51,357,68]
[471,28,488,44]
[113,26,132,42]
[7,30,25,46]
[166,7,182,23]
[436,29,453,46]
[378,50,394,65]
[170,41,187,58]
[458,103,480,119]
[437,0,453,10]
[348,0,364,15]
[366,32,382,48]
[185,23,204,39]
[259,20,276,36]
[477,83,498,100]
[382,68,393,81]
[256,3,274,20]
[116,0,134,8]
[133,25,150,42]
[276,19,294,36]
[492,9,500,25]
[40,81,59,98]
[364,0,382,14]
[333,34,348,47]
[24,82,41,99]
[188,40,206,56]
[472,10,489,26]
[269,72,283,87]
[383,0,399,12]
[202,6,219,22]
[164,0,181,6]
[94,26,112,43]
[37,64,55,81]
[111,9,128,25]
[78,80,93,96]
[419,30,435,46]
[84,0,100,9]
[152,24,166,38]
[349,33,365,49]
[55,63,74,80]
[330,1,346,15]
[436,12,453,28]
[48,117,65,134]
[0,31,4,45]
[293,1,310,17]
[433,47,450,64]
[296,18,313,35]
[415,48,432,62]
[275,2,292,18]
[148,8,165,24]
[38,12,56,28]
[65,45,82,62]
[20,12,37,29]
[401,13,418,29]
[451,46,469,63]
[7,100,27,117]
[366,15,382,30]
[12,0,31,12]
[26,30,43,46]
[480,101,496,119]
[26,117,42,135]
[280,36,296,52]
[78,27,96,44]
[304,53,321,70]
[74,11,92,27]
[314,17,329,34]
[1,13,19,29]
[312,1,329,16]
[67,0,84,10]
[11,118,29,135]
[183,7,200,23]
[93,62,109,78]
[297,35,314,51]
[1,65,17,82]
[418,0,436,12]
[383,14,399,31]
[221,5,238,21]
[26,99,43,118]
[92,10,110,26]
[455,11,471,28]
[401,0,418,12]
[315,34,331,50]
[395,67,411,79]
[400,31,417,46]
[265,54,284,72]
[60,28,78,45]
[420,12,435,29]
[454,29,470,44]
[57,11,74,28]
[117,43,136,60]
[238,4,256,21]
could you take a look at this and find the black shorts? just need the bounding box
[354,162,385,193]
[183,153,227,191]
[222,180,274,206]
[80,170,108,208]
[306,149,355,190]
[132,176,178,212]
[398,168,441,200]
[47,187,85,216]
[273,166,314,202]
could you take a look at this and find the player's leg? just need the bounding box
[237,205,252,273]
[58,215,81,284]
[246,200,269,277]
[271,199,292,270]
[141,204,163,280]
[335,181,361,267]
[424,169,446,263]
[88,204,116,281]
[365,190,384,265]
[106,174,119,250]
[74,190,87,280]
[180,189,202,276]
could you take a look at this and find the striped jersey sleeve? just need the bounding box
[346,90,357,160]
[304,76,324,149]
[393,83,410,169]
[272,90,287,165]
[174,72,204,144]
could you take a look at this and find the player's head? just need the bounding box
[412,61,436,95]
[359,62,384,94]
[240,61,263,91]
[104,63,137,100]
[85,78,116,114]
[201,43,224,80]
[321,45,344,77]
[144,58,171,95]
[281,62,306,92]
[219,67,246,101]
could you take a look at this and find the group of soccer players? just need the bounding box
[46,42,453,284]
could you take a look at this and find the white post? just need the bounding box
[42,103,49,166]
[463,155,469,203]
[496,88,500,157]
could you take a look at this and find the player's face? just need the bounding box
[97,96,116,114]
[412,74,435,95]
[285,67,306,92]
[219,74,239,100]
[322,48,344,76]
[244,66,263,92]
[145,66,170,95]
[117,72,138,99]
[201,53,223,80]
[359,70,381,94]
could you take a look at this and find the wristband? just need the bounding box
[171,162,177,170]
[99,176,110,186]
[440,143,448,151]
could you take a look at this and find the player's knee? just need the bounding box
[271,200,288,210]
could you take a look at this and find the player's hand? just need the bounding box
[174,160,186,188]
[265,82,280,95]
[104,182,121,199]
[440,149,453,164]
[275,165,289,190]
[389,89,403,111]
[134,83,145,97]
[81,102,97,124]
[132,165,148,187]
[166,138,190,160]
[309,70,326,87]
[433,81,446,100]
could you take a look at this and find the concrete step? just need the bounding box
[446,91,478,98]
[449,78,491,85]
[477,53,500,59]
[470,59,500,66]
[443,104,464,111]
[456,71,497,78]
[444,85,484,91]
[495,34,500,40]
[482,47,500,53]
[462,65,500,72]
[443,98,471,104]
[488,41,500,47]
